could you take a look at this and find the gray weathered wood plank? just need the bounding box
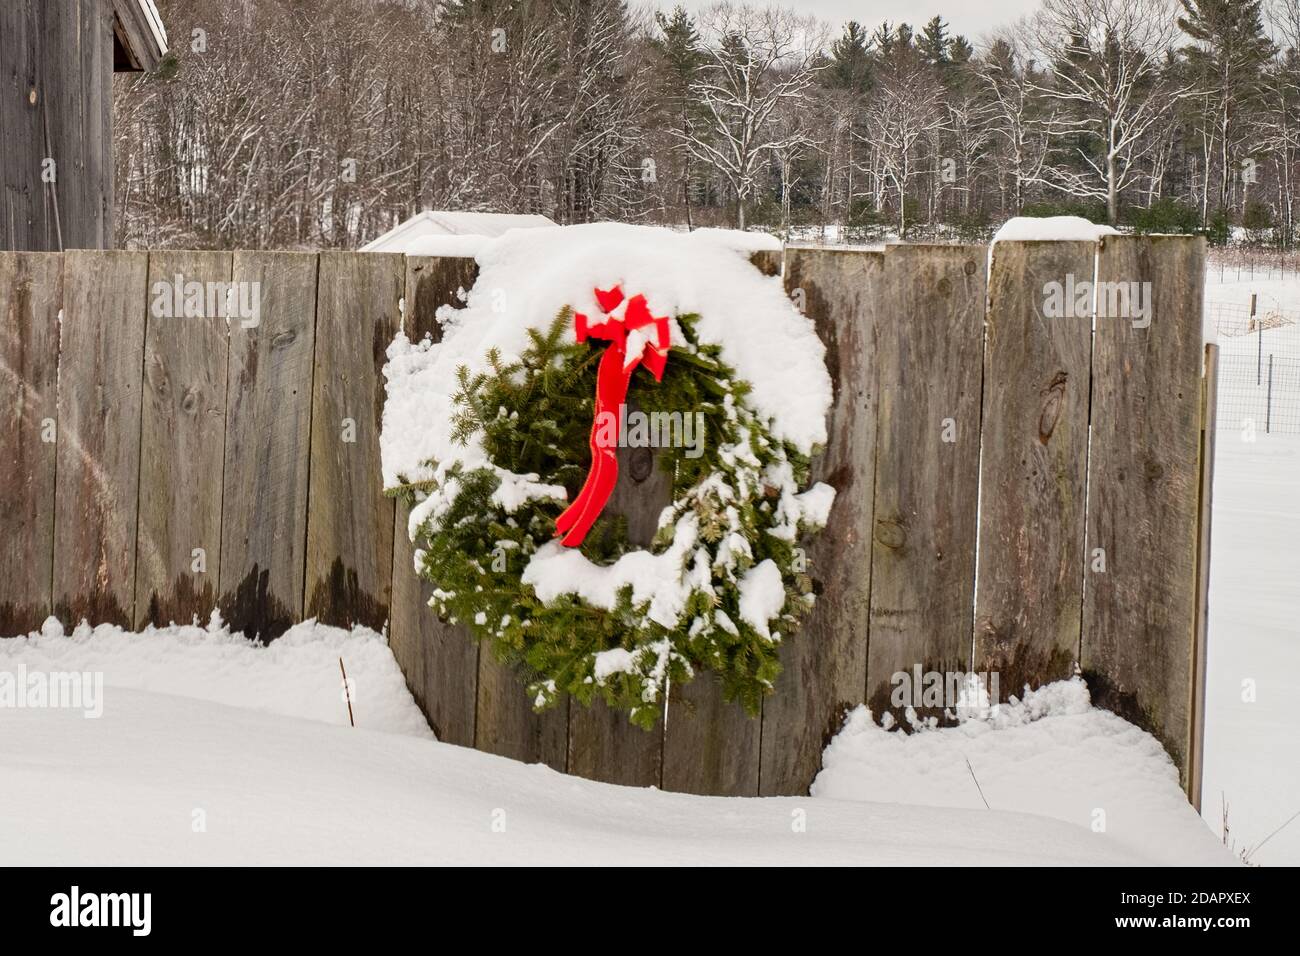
[0,1,40,251]
[110,0,167,71]
[52,250,148,626]
[134,251,231,628]
[567,697,662,787]
[662,677,760,795]
[1082,235,1205,777]
[218,251,318,639]
[0,252,61,634]
[304,251,403,631]
[974,241,1093,699]
[867,244,986,725]
[476,651,569,771]
[0,1,114,251]
[390,254,481,744]
[564,400,669,787]
[755,247,879,796]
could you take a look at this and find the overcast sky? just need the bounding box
[652,0,1043,47]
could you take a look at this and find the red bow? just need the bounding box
[555,286,671,548]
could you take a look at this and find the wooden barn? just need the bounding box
[1,0,167,252]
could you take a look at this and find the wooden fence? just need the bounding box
[0,240,1216,803]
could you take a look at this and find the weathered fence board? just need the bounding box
[0,253,61,634]
[475,654,570,771]
[568,698,662,787]
[974,241,1093,697]
[867,244,987,723]
[218,251,318,639]
[135,251,232,628]
[757,248,879,795]
[662,678,761,795]
[750,249,782,277]
[304,251,403,631]
[52,250,148,627]
[389,254,481,745]
[0,0,115,252]
[567,424,670,787]
[1082,235,1205,778]
[0,2,42,252]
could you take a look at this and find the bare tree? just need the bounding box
[110,0,1300,248]
[682,3,825,229]
[861,42,950,235]
[1029,0,1194,222]
[1265,1,1300,236]
[980,31,1051,215]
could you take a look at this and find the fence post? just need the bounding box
[1254,293,1261,384]
[1188,343,1219,810]
[1266,353,1274,433]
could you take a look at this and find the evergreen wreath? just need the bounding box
[391,304,834,729]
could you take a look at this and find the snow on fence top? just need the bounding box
[992,215,1119,243]
[380,222,831,491]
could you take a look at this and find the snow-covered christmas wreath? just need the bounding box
[381,224,834,728]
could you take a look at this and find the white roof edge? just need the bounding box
[360,212,442,252]
[139,0,168,52]
[361,210,556,252]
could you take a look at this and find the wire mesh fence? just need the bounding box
[1206,301,1299,338]
[1217,350,1300,436]
[1208,248,1300,284]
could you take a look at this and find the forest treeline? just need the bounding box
[113,0,1300,247]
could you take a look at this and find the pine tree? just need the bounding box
[654,7,706,227]
[822,20,873,228]
[827,20,872,94]
[918,16,950,66]
[949,35,974,67]
[1178,0,1275,213]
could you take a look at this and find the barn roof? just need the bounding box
[112,0,168,72]
[361,210,556,252]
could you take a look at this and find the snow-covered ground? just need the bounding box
[1201,435,1300,865]
[814,680,1229,866]
[1205,266,1300,434]
[1199,267,1300,865]
[0,618,1233,865]
[0,616,430,737]
[0,685,1192,867]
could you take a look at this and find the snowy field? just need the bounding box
[1199,435,1300,865]
[0,620,1231,865]
[1200,271,1300,865]
[1205,266,1300,437]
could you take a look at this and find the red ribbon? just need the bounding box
[555,286,670,548]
